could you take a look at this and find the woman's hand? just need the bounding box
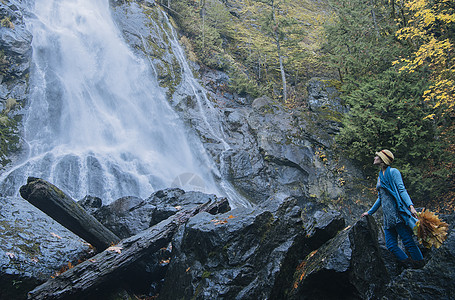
[409,205,418,218]
[361,212,369,217]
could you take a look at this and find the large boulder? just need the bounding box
[383,214,455,300]
[158,194,345,299]
[291,215,389,299]
[0,196,92,300]
[289,213,455,300]
[77,188,231,298]
[79,188,229,239]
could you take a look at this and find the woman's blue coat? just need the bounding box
[367,167,417,229]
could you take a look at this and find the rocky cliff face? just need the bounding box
[0,0,371,217]
[0,0,32,167]
[1,1,454,300]
[0,0,30,98]
[110,0,371,220]
[0,196,92,299]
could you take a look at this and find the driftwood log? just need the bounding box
[27,198,229,300]
[19,177,120,251]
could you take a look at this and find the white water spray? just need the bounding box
[1,0,220,202]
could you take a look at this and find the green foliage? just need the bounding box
[323,0,405,80]
[228,66,263,98]
[168,0,329,100]
[0,113,20,167]
[336,69,435,194]
[0,96,20,167]
[325,0,453,207]
[168,0,233,70]
[233,0,328,101]
[394,0,455,115]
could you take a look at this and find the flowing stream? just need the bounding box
[0,0,231,203]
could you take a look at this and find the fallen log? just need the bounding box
[19,177,120,251]
[27,198,229,300]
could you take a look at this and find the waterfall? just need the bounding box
[0,0,222,202]
[155,11,252,208]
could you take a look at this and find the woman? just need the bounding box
[361,149,424,266]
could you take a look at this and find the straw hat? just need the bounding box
[376,149,394,165]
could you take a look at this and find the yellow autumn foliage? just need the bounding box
[414,209,449,249]
[232,0,329,83]
[394,0,454,116]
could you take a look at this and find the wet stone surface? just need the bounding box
[0,196,92,299]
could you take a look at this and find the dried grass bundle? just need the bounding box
[413,209,449,249]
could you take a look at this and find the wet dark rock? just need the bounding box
[201,68,249,108]
[81,188,229,239]
[158,194,345,299]
[0,0,32,169]
[287,214,455,300]
[27,197,230,300]
[0,196,92,300]
[383,214,455,300]
[291,216,390,299]
[5,184,454,300]
[149,189,222,226]
[87,195,147,239]
[77,195,103,215]
[302,209,346,249]
[0,0,32,80]
[307,78,346,113]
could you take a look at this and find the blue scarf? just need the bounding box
[379,167,417,229]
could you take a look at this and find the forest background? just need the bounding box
[161,0,454,212]
[0,0,452,212]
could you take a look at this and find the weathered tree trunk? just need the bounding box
[19,177,120,251]
[27,198,229,300]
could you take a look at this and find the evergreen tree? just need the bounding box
[169,0,233,69]
[324,0,402,82]
[337,70,435,198]
[325,0,449,207]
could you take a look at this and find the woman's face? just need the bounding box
[373,155,383,165]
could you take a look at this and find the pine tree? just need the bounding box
[325,0,448,206]
[323,0,402,82]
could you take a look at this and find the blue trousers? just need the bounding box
[384,223,423,261]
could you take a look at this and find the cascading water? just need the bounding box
[0,0,221,202]
[156,11,252,208]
